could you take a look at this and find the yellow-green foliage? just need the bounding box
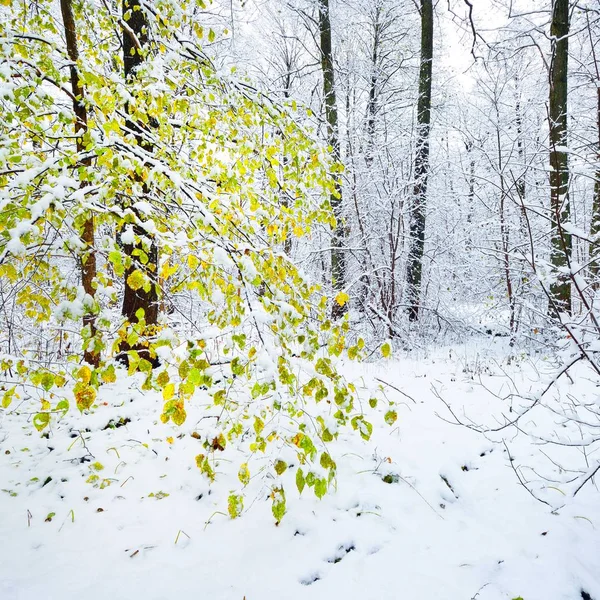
[0,0,374,520]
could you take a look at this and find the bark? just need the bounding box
[120,0,160,364]
[515,95,526,206]
[465,139,475,233]
[591,82,600,283]
[589,16,600,287]
[60,0,99,367]
[283,65,293,256]
[317,0,346,319]
[548,0,572,314]
[512,87,528,342]
[495,111,515,338]
[406,0,433,322]
[364,4,382,167]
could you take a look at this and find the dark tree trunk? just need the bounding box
[589,40,600,287]
[317,0,346,319]
[120,0,160,364]
[406,0,433,322]
[60,0,99,367]
[548,0,572,314]
[515,95,526,206]
[283,72,293,256]
[364,4,382,167]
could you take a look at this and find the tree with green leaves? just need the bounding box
[0,0,392,520]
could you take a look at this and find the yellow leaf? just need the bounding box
[166,436,174,444]
[187,255,199,270]
[126,270,145,291]
[160,260,178,280]
[238,462,250,485]
[75,385,96,412]
[163,383,175,401]
[156,370,170,387]
[101,365,116,383]
[78,365,92,384]
[381,342,392,358]
[335,292,349,307]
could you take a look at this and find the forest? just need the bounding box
[0,0,599,598]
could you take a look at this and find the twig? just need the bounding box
[503,440,552,507]
[374,378,417,404]
[573,462,600,497]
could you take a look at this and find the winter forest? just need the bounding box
[1,0,600,598]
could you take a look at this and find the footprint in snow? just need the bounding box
[440,474,459,501]
[299,543,356,586]
[300,573,321,586]
[326,542,355,564]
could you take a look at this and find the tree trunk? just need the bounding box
[317,0,346,319]
[406,0,433,322]
[283,70,293,256]
[120,0,160,364]
[548,0,572,314]
[589,27,600,287]
[495,110,516,338]
[59,0,99,367]
[364,4,382,167]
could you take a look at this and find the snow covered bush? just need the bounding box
[0,0,384,520]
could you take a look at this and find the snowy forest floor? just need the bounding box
[1,339,599,600]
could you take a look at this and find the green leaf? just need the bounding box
[381,342,391,358]
[253,416,264,436]
[2,387,16,409]
[271,486,286,524]
[351,415,373,441]
[33,412,50,432]
[384,410,398,426]
[188,368,202,386]
[314,478,327,499]
[319,452,334,470]
[40,372,54,391]
[296,468,305,495]
[228,493,243,519]
[274,460,287,475]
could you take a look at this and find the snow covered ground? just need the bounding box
[1,340,599,600]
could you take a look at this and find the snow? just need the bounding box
[1,343,599,600]
[120,225,136,245]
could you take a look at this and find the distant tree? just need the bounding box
[317,0,347,318]
[548,0,572,314]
